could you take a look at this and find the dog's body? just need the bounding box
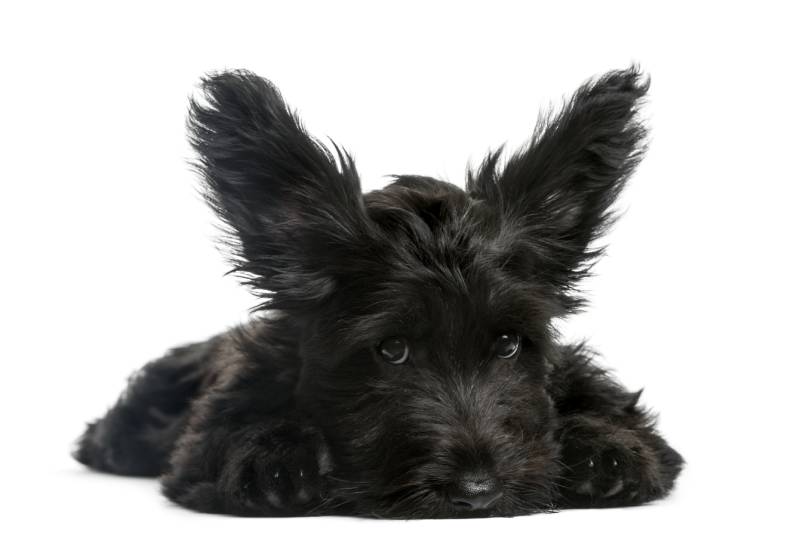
[75,67,683,518]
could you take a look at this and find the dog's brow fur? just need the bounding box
[74,66,683,518]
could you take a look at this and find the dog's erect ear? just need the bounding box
[189,70,371,309]
[468,67,649,306]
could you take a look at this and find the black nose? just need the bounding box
[448,472,503,511]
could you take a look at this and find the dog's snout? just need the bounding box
[448,472,503,511]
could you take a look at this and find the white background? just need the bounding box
[2,1,798,540]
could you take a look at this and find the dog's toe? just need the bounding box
[262,453,322,510]
[563,442,655,506]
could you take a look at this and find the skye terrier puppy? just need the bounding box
[75,66,683,518]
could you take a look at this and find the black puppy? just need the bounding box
[74,66,683,518]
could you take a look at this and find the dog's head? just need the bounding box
[189,68,649,517]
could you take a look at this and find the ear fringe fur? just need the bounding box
[467,65,650,310]
[187,70,370,310]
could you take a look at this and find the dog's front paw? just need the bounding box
[225,423,332,515]
[559,419,669,507]
[562,441,651,505]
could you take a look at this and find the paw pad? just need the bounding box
[566,443,649,504]
[262,454,321,510]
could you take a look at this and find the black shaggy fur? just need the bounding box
[75,66,683,518]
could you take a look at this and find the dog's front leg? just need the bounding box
[549,344,684,508]
[161,392,331,516]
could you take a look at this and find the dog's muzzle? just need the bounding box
[447,471,503,511]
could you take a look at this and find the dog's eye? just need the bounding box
[377,337,410,365]
[494,333,521,359]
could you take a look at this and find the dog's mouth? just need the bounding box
[374,489,547,519]
[376,488,502,519]
[323,457,559,518]
[348,471,556,519]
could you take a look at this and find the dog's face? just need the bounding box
[189,68,649,517]
[296,177,565,517]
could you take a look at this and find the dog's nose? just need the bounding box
[448,472,503,511]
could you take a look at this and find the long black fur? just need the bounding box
[74,66,683,518]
